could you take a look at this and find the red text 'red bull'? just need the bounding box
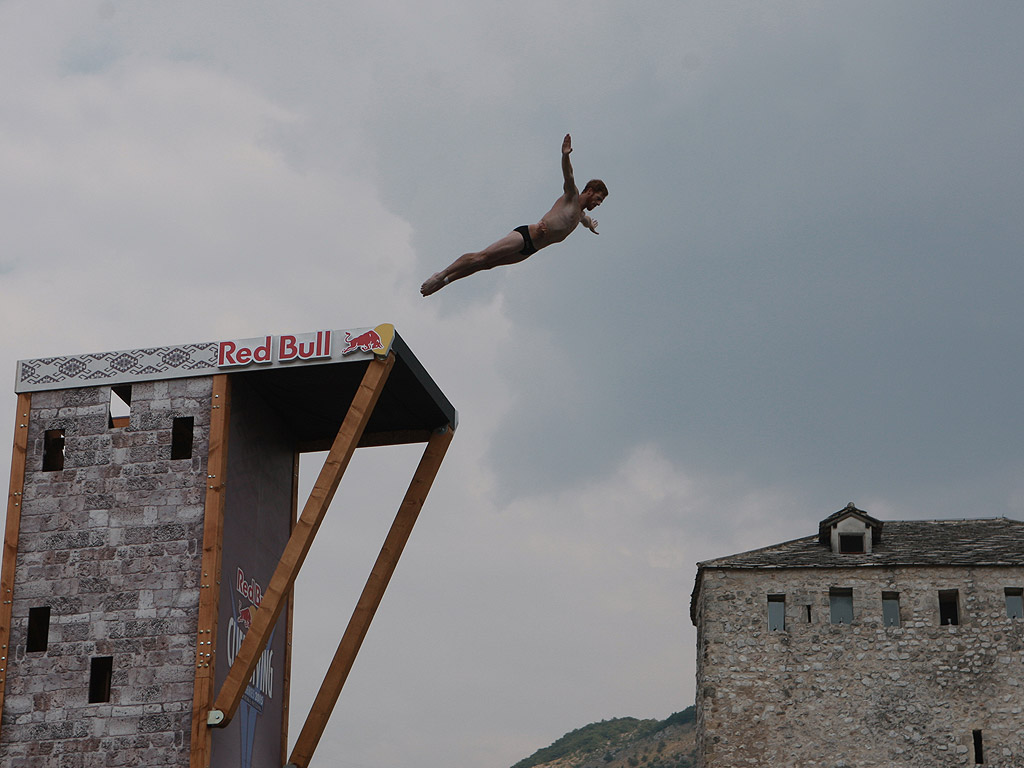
[216,325,395,370]
[218,331,332,367]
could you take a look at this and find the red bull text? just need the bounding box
[218,330,332,368]
[237,567,264,606]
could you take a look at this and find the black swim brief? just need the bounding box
[514,225,537,256]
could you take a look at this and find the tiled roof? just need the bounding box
[697,517,1024,570]
[690,517,1024,625]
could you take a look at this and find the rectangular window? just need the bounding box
[89,656,114,703]
[973,729,984,764]
[171,416,194,460]
[939,589,960,626]
[804,604,812,623]
[830,588,854,625]
[1006,588,1024,619]
[767,594,786,631]
[42,429,65,471]
[882,592,901,627]
[26,606,51,652]
[838,533,864,553]
[108,385,131,429]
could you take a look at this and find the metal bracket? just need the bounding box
[206,709,225,726]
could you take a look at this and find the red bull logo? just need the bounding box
[237,605,253,630]
[341,329,382,355]
[341,323,396,356]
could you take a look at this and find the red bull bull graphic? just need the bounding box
[236,607,252,631]
[340,329,382,355]
[341,323,395,356]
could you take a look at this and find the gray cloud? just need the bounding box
[0,2,1022,767]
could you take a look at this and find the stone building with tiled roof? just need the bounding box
[690,504,1024,767]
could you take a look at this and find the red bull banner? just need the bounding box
[15,323,398,392]
[217,325,395,370]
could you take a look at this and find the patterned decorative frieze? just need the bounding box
[16,343,219,392]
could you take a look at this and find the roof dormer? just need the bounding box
[818,503,883,554]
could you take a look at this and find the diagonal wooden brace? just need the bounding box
[209,355,394,727]
[286,423,455,767]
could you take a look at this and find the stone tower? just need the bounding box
[0,325,456,768]
[691,504,1024,766]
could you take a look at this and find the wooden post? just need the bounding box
[0,393,31,740]
[287,424,455,767]
[189,376,232,768]
[209,355,394,727]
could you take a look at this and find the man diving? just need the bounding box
[420,134,608,296]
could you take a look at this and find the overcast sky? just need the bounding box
[2,2,1023,766]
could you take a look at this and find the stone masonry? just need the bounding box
[0,378,212,768]
[691,509,1024,767]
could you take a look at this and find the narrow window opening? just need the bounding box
[939,589,960,626]
[42,429,65,471]
[1005,588,1023,619]
[26,606,51,652]
[108,385,132,429]
[830,588,854,625]
[171,416,194,460]
[973,729,984,764]
[838,533,864,553]
[804,604,812,623]
[89,656,113,703]
[767,594,786,631]
[882,592,901,627]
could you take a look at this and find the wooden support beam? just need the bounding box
[287,423,455,767]
[189,376,232,768]
[0,393,31,741]
[210,355,395,727]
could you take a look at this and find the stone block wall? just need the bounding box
[0,378,212,768]
[695,565,1024,767]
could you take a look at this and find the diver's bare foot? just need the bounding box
[420,272,446,296]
